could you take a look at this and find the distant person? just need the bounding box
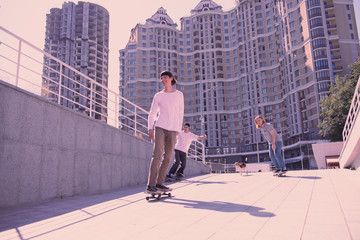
[254,116,287,174]
[146,70,184,193]
[166,123,207,179]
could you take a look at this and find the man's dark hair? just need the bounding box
[184,123,191,128]
[160,70,177,85]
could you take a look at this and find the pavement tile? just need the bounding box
[0,170,359,240]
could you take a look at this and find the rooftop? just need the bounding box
[1,169,359,240]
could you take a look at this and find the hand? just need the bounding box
[198,134,207,140]
[272,144,276,151]
[148,129,154,140]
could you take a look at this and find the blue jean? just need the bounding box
[269,141,286,170]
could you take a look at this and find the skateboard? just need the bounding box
[165,176,183,182]
[273,172,286,177]
[145,190,172,201]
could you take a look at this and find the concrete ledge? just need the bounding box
[183,158,211,176]
[312,142,343,169]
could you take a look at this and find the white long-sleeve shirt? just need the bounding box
[175,131,199,153]
[148,89,184,132]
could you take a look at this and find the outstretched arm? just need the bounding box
[197,134,207,140]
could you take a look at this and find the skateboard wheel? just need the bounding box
[168,193,172,197]
[146,196,150,201]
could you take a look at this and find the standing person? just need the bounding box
[146,70,184,193]
[254,116,287,174]
[166,123,207,179]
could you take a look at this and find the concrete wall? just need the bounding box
[312,142,344,169]
[0,80,210,208]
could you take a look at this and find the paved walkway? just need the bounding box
[0,169,359,240]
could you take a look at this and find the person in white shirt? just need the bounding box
[166,123,207,179]
[146,70,184,193]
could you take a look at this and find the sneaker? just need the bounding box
[146,185,158,193]
[176,173,184,178]
[281,168,287,173]
[166,174,173,179]
[156,184,171,191]
[274,169,281,173]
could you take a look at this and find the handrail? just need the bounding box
[338,67,360,169]
[0,25,149,141]
[342,76,360,142]
[0,26,205,163]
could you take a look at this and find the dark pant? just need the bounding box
[169,149,187,175]
[147,127,177,186]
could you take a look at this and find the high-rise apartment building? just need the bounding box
[43,1,109,121]
[119,0,359,169]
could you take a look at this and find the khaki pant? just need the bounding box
[147,127,177,186]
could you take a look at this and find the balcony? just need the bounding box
[332,66,343,72]
[331,55,341,61]
[324,3,334,9]
[325,14,335,19]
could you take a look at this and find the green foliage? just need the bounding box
[318,58,360,141]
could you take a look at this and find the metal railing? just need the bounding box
[0,26,205,163]
[0,26,149,140]
[342,77,360,142]
[188,140,205,163]
[207,162,273,173]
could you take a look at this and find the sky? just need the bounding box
[1,0,360,94]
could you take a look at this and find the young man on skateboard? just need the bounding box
[166,123,207,179]
[254,115,287,175]
[146,71,184,193]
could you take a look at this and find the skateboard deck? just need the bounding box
[273,172,286,177]
[165,176,183,182]
[144,190,172,201]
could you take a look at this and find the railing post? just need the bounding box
[90,81,93,117]
[134,107,137,135]
[115,95,119,128]
[202,142,205,164]
[15,40,22,87]
[58,64,62,105]
[195,143,198,161]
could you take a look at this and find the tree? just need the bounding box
[318,58,360,141]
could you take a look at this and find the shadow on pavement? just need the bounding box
[162,198,275,218]
[284,176,322,180]
[0,185,145,232]
[182,180,237,186]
